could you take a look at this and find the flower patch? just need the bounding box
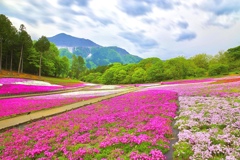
[0,90,178,159]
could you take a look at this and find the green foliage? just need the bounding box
[134,142,152,153]
[59,48,73,59]
[163,57,192,80]
[101,67,115,84]
[17,24,33,73]
[34,36,50,53]
[155,140,170,154]
[34,35,50,76]
[0,14,14,71]
[173,141,194,160]
[226,46,240,71]
[0,14,69,77]
[227,45,240,61]
[67,144,85,152]
[131,67,147,83]
[208,64,229,76]
[195,68,207,77]
[57,156,68,160]
[34,153,45,159]
[138,57,161,70]
[145,59,164,82]
[231,129,240,137]
[190,53,211,70]
[83,154,95,160]
[210,137,226,145]
[70,55,86,79]
[0,146,5,154]
[210,51,229,65]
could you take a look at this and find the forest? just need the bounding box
[0,14,239,84]
[80,52,239,84]
[0,14,83,78]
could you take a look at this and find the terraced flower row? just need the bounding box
[161,78,214,85]
[0,78,29,84]
[158,80,240,97]
[0,89,178,159]
[173,96,240,160]
[0,84,63,95]
[0,78,86,95]
[0,90,122,119]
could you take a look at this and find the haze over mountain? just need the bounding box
[48,33,142,68]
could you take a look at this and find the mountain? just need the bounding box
[48,33,100,47]
[48,33,142,69]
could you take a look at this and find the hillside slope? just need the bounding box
[48,33,142,68]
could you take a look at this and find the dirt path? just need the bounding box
[0,87,138,131]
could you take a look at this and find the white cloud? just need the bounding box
[1,0,240,60]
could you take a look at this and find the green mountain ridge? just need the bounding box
[48,33,142,68]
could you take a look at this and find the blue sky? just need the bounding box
[1,0,240,59]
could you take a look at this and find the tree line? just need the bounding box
[0,14,85,78]
[80,50,239,84]
[1,14,239,83]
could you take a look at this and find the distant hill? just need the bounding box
[48,33,100,47]
[48,33,142,69]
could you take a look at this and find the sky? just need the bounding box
[1,0,240,60]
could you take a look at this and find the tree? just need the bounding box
[226,46,240,71]
[41,43,59,76]
[208,64,229,76]
[60,56,70,77]
[131,67,147,83]
[83,72,102,83]
[101,68,115,84]
[138,57,161,70]
[227,46,240,61]
[163,57,190,80]
[71,55,86,79]
[145,59,164,82]
[190,53,211,70]
[27,46,39,74]
[0,14,13,72]
[53,56,70,77]
[18,24,32,74]
[114,69,127,84]
[210,51,229,65]
[0,36,2,72]
[34,36,50,77]
[7,26,18,72]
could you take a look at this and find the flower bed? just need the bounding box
[0,78,87,95]
[151,81,240,97]
[161,78,214,85]
[173,96,240,160]
[0,78,30,85]
[141,80,240,159]
[0,95,94,119]
[0,90,124,119]
[210,77,240,84]
[0,90,178,159]
[0,84,62,95]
